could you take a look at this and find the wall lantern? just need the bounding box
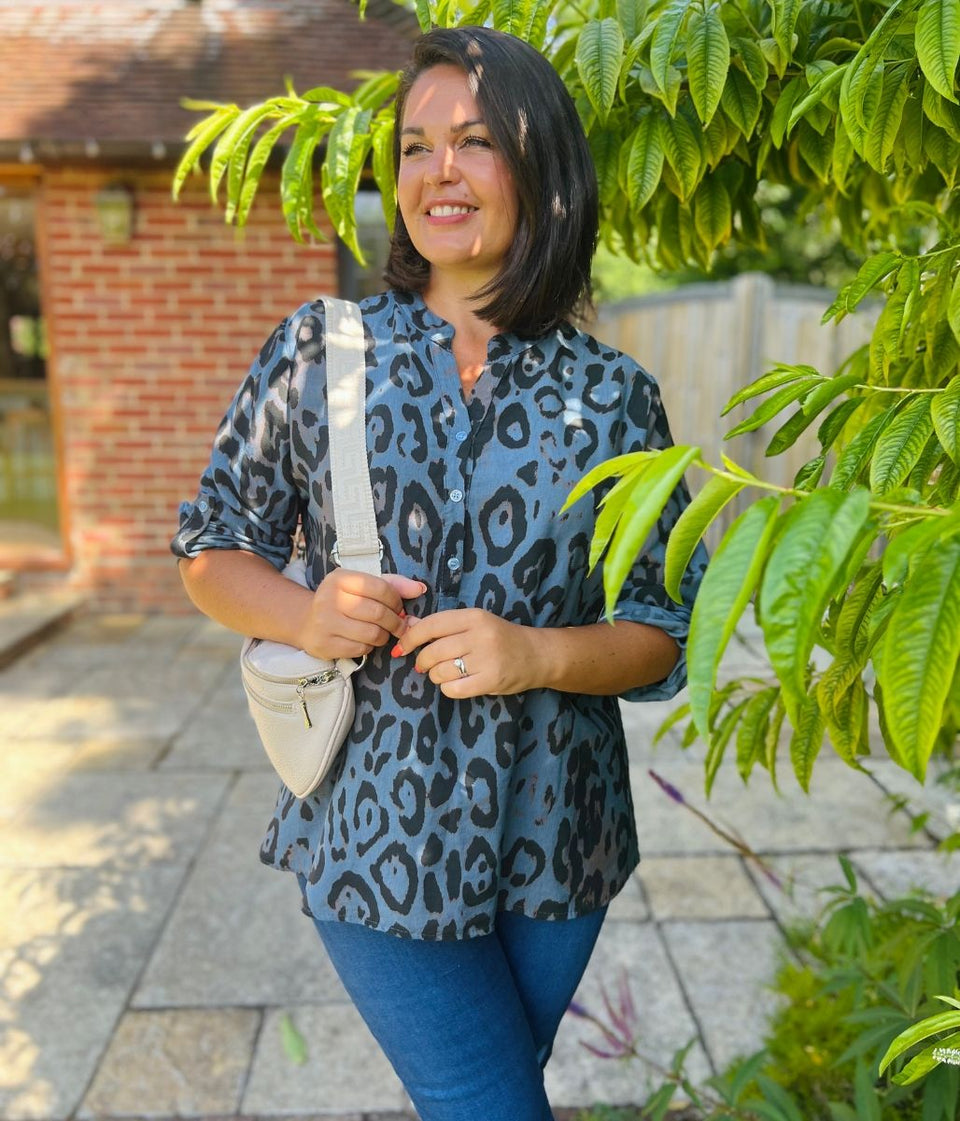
[94,183,135,245]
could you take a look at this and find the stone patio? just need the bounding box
[0,612,955,1120]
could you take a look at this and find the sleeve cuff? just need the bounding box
[170,495,293,572]
[606,601,690,702]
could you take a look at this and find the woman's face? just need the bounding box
[397,64,520,291]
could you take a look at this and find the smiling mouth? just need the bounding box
[427,205,477,217]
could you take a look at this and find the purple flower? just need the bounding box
[649,768,686,805]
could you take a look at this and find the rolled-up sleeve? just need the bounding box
[608,368,707,702]
[170,318,301,572]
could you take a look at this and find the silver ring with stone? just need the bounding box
[453,656,468,678]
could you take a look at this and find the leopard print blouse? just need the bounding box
[171,288,706,941]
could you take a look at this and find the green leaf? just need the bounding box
[687,3,730,125]
[725,376,821,440]
[693,176,731,253]
[771,0,802,63]
[650,0,692,101]
[350,70,401,112]
[842,250,901,312]
[626,113,665,213]
[658,108,704,201]
[602,445,700,617]
[819,662,869,766]
[665,472,745,602]
[831,406,898,490]
[732,37,769,91]
[759,489,872,724]
[208,103,278,205]
[916,0,960,103]
[281,110,325,244]
[788,62,847,133]
[789,695,825,794]
[706,695,752,794]
[864,64,913,173]
[879,539,960,780]
[617,0,649,43]
[879,1008,960,1075]
[723,363,821,414]
[932,374,960,462]
[172,107,240,200]
[721,66,763,137]
[894,1031,960,1085]
[576,19,625,123]
[279,1012,308,1065]
[870,395,935,495]
[948,269,960,348]
[235,112,300,227]
[321,106,373,261]
[414,0,432,31]
[590,464,652,571]
[736,687,780,782]
[592,127,622,206]
[371,118,397,233]
[561,451,653,512]
[687,496,782,738]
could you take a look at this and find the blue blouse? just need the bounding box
[171,288,706,940]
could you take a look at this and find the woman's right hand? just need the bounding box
[296,570,426,660]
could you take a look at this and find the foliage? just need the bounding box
[739,862,960,1119]
[173,1,960,793]
[570,862,960,1120]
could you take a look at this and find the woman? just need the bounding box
[173,26,705,1121]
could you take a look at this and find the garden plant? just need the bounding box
[173,0,960,1107]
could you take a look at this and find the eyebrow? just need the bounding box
[400,118,486,136]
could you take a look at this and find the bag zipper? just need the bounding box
[244,668,342,729]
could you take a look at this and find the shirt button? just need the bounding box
[198,500,208,511]
[447,557,461,572]
[449,489,464,503]
[455,430,468,442]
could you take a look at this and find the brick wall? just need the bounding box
[36,167,338,612]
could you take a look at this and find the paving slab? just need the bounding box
[663,919,784,1073]
[78,1008,260,1118]
[0,772,230,870]
[0,742,79,826]
[639,855,769,921]
[134,791,345,1008]
[631,755,927,857]
[605,869,650,922]
[0,865,184,1121]
[852,849,960,902]
[242,1005,408,1115]
[864,759,960,843]
[745,852,855,928]
[160,669,272,773]
[546,922,711,1107]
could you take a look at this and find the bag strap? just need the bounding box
[321,296,382,577]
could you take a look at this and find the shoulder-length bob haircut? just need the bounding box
[383,26,599,337]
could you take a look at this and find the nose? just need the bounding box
[424,143,460,185]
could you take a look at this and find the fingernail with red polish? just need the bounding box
[391,644,402,657]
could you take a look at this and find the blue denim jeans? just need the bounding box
[302,890,606,1121]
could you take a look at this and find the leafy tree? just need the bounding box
[174,0,960,799]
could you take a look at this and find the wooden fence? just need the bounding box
[590,272,878,541]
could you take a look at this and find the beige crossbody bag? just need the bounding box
[239,297,380,798]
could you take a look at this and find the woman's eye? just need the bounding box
[462,135,492,149]
[401,142,428,157]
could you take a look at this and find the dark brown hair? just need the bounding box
[383,26,598,336]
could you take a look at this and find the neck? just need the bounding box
[422,273,501,348]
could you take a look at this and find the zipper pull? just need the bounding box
[295,681,312,729]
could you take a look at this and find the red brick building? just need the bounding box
[0,0,415,611]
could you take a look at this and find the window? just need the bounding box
[337,190,392,301]
[0,185,60,557]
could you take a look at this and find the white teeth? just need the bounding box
[428,205,475,217]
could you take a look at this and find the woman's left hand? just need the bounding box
[391,609,543,698]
